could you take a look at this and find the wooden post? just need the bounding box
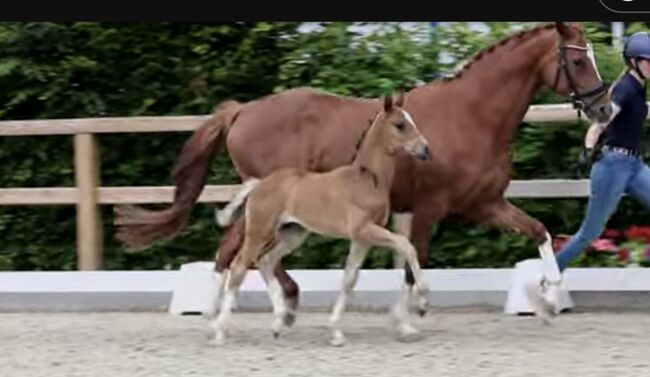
[74,133,103,270]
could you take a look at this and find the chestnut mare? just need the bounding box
[114,22,613,320]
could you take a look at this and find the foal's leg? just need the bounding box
[391,212,412,268]
[467,198,561,322]
[258,229,308,337]
[355,223,429,339]
[212,241,257,345]
[258,251,290,338]
[329,241,370,347]
[391,212,432,318]
[403,205,447,318]
[211,216,246,317]
[214,216,301,316]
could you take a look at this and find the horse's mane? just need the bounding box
[350,110,381,163]
[440,23,564,82]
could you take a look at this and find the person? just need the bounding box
[555,31,650,272]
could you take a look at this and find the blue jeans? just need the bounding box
[556,150,650,271]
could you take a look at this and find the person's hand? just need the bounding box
[577,147,597,177]
[578,147,594,167]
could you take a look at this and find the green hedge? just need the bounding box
[1,22,649,271]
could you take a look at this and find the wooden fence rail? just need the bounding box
[1,102,648,270]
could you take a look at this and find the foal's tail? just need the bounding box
[215,178,260,228]
[114,100,244,249]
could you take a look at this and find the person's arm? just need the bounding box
[583,102,620,147]
[584,122,605,149]
[587,101,622,143]
[579,102,621,164]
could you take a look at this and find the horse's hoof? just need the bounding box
[273,330,280,339]
[395,324,423,343]
[286,295,299,312]
[283,312,296,327]
[208,333,226,347]
[330,334,346,347]
[524,275,558,324]
[417,307,428,317]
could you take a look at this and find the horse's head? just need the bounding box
[379,92,430,161]
[541,22,613,124]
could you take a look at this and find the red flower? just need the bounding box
[617,249,630,262]
[602,229,621,239]
[590,238,618,253]
[625,225,650,243]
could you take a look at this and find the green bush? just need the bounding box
[1,22,649,271]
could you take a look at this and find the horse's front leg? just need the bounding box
[467,198,562,322]
[399,203,446,317]
[329,241,370,347]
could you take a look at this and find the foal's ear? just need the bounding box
[394,91,405,108]
[383,95,393,112]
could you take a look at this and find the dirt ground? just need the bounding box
[1,309,649,377]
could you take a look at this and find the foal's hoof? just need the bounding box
[330,334,346,347]
[283,312,296,327]
[417,301,429,317]
[395,324,423,343]
[286,295,300,312]
[208,333,226,347]
[272,331,280,339]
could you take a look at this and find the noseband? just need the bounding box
[552,40,609,112]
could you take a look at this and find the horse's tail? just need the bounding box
[215,178,260,228]
[114,100,244,249]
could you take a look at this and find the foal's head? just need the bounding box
[540,22,613,123]
[377,92,430,161]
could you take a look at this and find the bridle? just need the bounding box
[552,39,609,112]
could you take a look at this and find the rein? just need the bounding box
[552,39,608,112]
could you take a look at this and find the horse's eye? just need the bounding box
[394,122,405,131]
[572,59,583,67]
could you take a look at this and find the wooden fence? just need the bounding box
[0,103,644,270]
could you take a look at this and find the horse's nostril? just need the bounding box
[420,145,431,160]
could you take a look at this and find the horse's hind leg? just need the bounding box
[213,215,301,317]
[329,241,370,347]
[212,241,257,345]
[209,215,246,318]
[259,225,308,337]
[258,252,289,338]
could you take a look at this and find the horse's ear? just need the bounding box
[555,22,572,38]
[394,91,405,108]
[383,95,393,112]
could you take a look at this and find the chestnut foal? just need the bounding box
[212,93,431,346]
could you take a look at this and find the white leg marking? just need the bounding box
[330,242,369,346]
[212,271,236,345]
[528,231,563,323]
[206,271,225,320]
[259,257,288,338]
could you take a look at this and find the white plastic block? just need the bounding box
[504,258,574,315]
[168,262,219,315]
[168,262,271,315]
